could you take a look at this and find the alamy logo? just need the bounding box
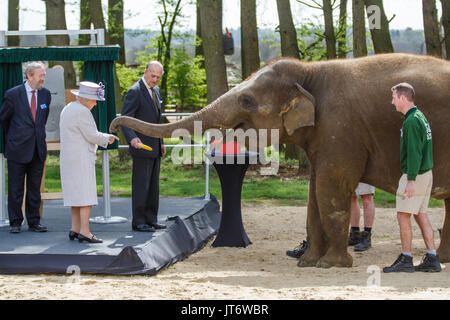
[367,5,381,30]
[425,123,432,140]
[170,121,280,175]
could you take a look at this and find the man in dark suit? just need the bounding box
[121,61,167,232]
[0,62,51,233]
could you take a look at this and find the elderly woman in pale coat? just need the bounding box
[60,81,118,243]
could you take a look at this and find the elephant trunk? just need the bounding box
[109,91,240,138]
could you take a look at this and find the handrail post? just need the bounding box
[204,131,210,201]
[0,154,8,227]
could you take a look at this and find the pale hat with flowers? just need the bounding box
[71,81,105,101]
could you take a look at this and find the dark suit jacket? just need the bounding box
[121,78,163,158]
[0,83,51,163]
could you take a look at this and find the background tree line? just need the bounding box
[6,0,450,167]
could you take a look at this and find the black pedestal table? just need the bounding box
[205,151,259,247]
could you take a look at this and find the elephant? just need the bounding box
[110,53,450,268]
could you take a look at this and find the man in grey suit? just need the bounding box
[121,61,167,232]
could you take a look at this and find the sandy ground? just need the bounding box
[0,203,449,300]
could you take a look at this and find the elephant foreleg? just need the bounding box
[314,177,353,268]
[437,198,450,262]
[298,170,327,267]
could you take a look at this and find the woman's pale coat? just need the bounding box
[59,101,109,207]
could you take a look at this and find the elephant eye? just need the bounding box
[238,94,257,111]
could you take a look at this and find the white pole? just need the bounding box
[204,132,210,201]
[0,154,8,227]
[0,31,6,46]
[96,29,105,46]
[90,28,127,224]
[90,150,127,224]
[103,150,111,219]
[1,31,7,226]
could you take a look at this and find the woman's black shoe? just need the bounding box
[78,233,103,243]
[69,231,79,240]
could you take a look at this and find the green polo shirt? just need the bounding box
[400,106,433,181]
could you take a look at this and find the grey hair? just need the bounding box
[24,62,45,77]
[146,61,164,74]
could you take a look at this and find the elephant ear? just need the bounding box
[281,83,315,136]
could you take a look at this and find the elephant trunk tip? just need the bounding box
[109,117,121,134]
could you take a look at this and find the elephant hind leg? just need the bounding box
[437,198,450,262]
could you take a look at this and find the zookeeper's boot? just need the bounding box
[354,231,371,251]
[348,229,360,246]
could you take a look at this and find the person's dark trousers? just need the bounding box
[131,156,160,227]
[7,149,44,227]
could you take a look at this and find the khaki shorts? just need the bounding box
[396,170,432,215]
[355,183,375,196]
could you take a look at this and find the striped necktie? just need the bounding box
[150,88,159,116]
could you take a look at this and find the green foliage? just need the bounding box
[167,47,207,110]
[296,18,328,61]
[116,33,206,111]
[115,63,143,97]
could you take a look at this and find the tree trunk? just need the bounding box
[275,0,307,164]
[276,0,300,160]
[423,0,443,57]
[108,0,125,64]
[442,0,450,59]
[44,0,77,89]
[79,0,91,45]
[195,1,205,68]
[107,0,125,107]
[90,0,110,44]
[364,0,393,53]
[7,0,20,46]
[337,0,348,58]
[323,0,337,59]
[352,0,368,57]
[276,0,300,59]
[108,0,128,161]
[241,0,260,80]
[198,0,228,103]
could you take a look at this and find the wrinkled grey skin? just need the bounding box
[111,53,450,268]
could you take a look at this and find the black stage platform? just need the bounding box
[0,196,220,275]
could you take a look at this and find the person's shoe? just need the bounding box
[415,253,442,272]
[348,230,361,246]
[69,231,79,241]
[132,224,155,232]
[149,222,167,230]
[9,226,21,234]
[28,224,47,232]
[383,254,415,273]
[286,240,309,258]
[354,231,371,252]
[78,233,103,243]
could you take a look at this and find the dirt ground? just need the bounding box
[0,203,449,300]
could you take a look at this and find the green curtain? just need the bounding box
[0,63,23,153]
[83,60,118,150]
[0,46,119,63]
[0,46,120,153]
